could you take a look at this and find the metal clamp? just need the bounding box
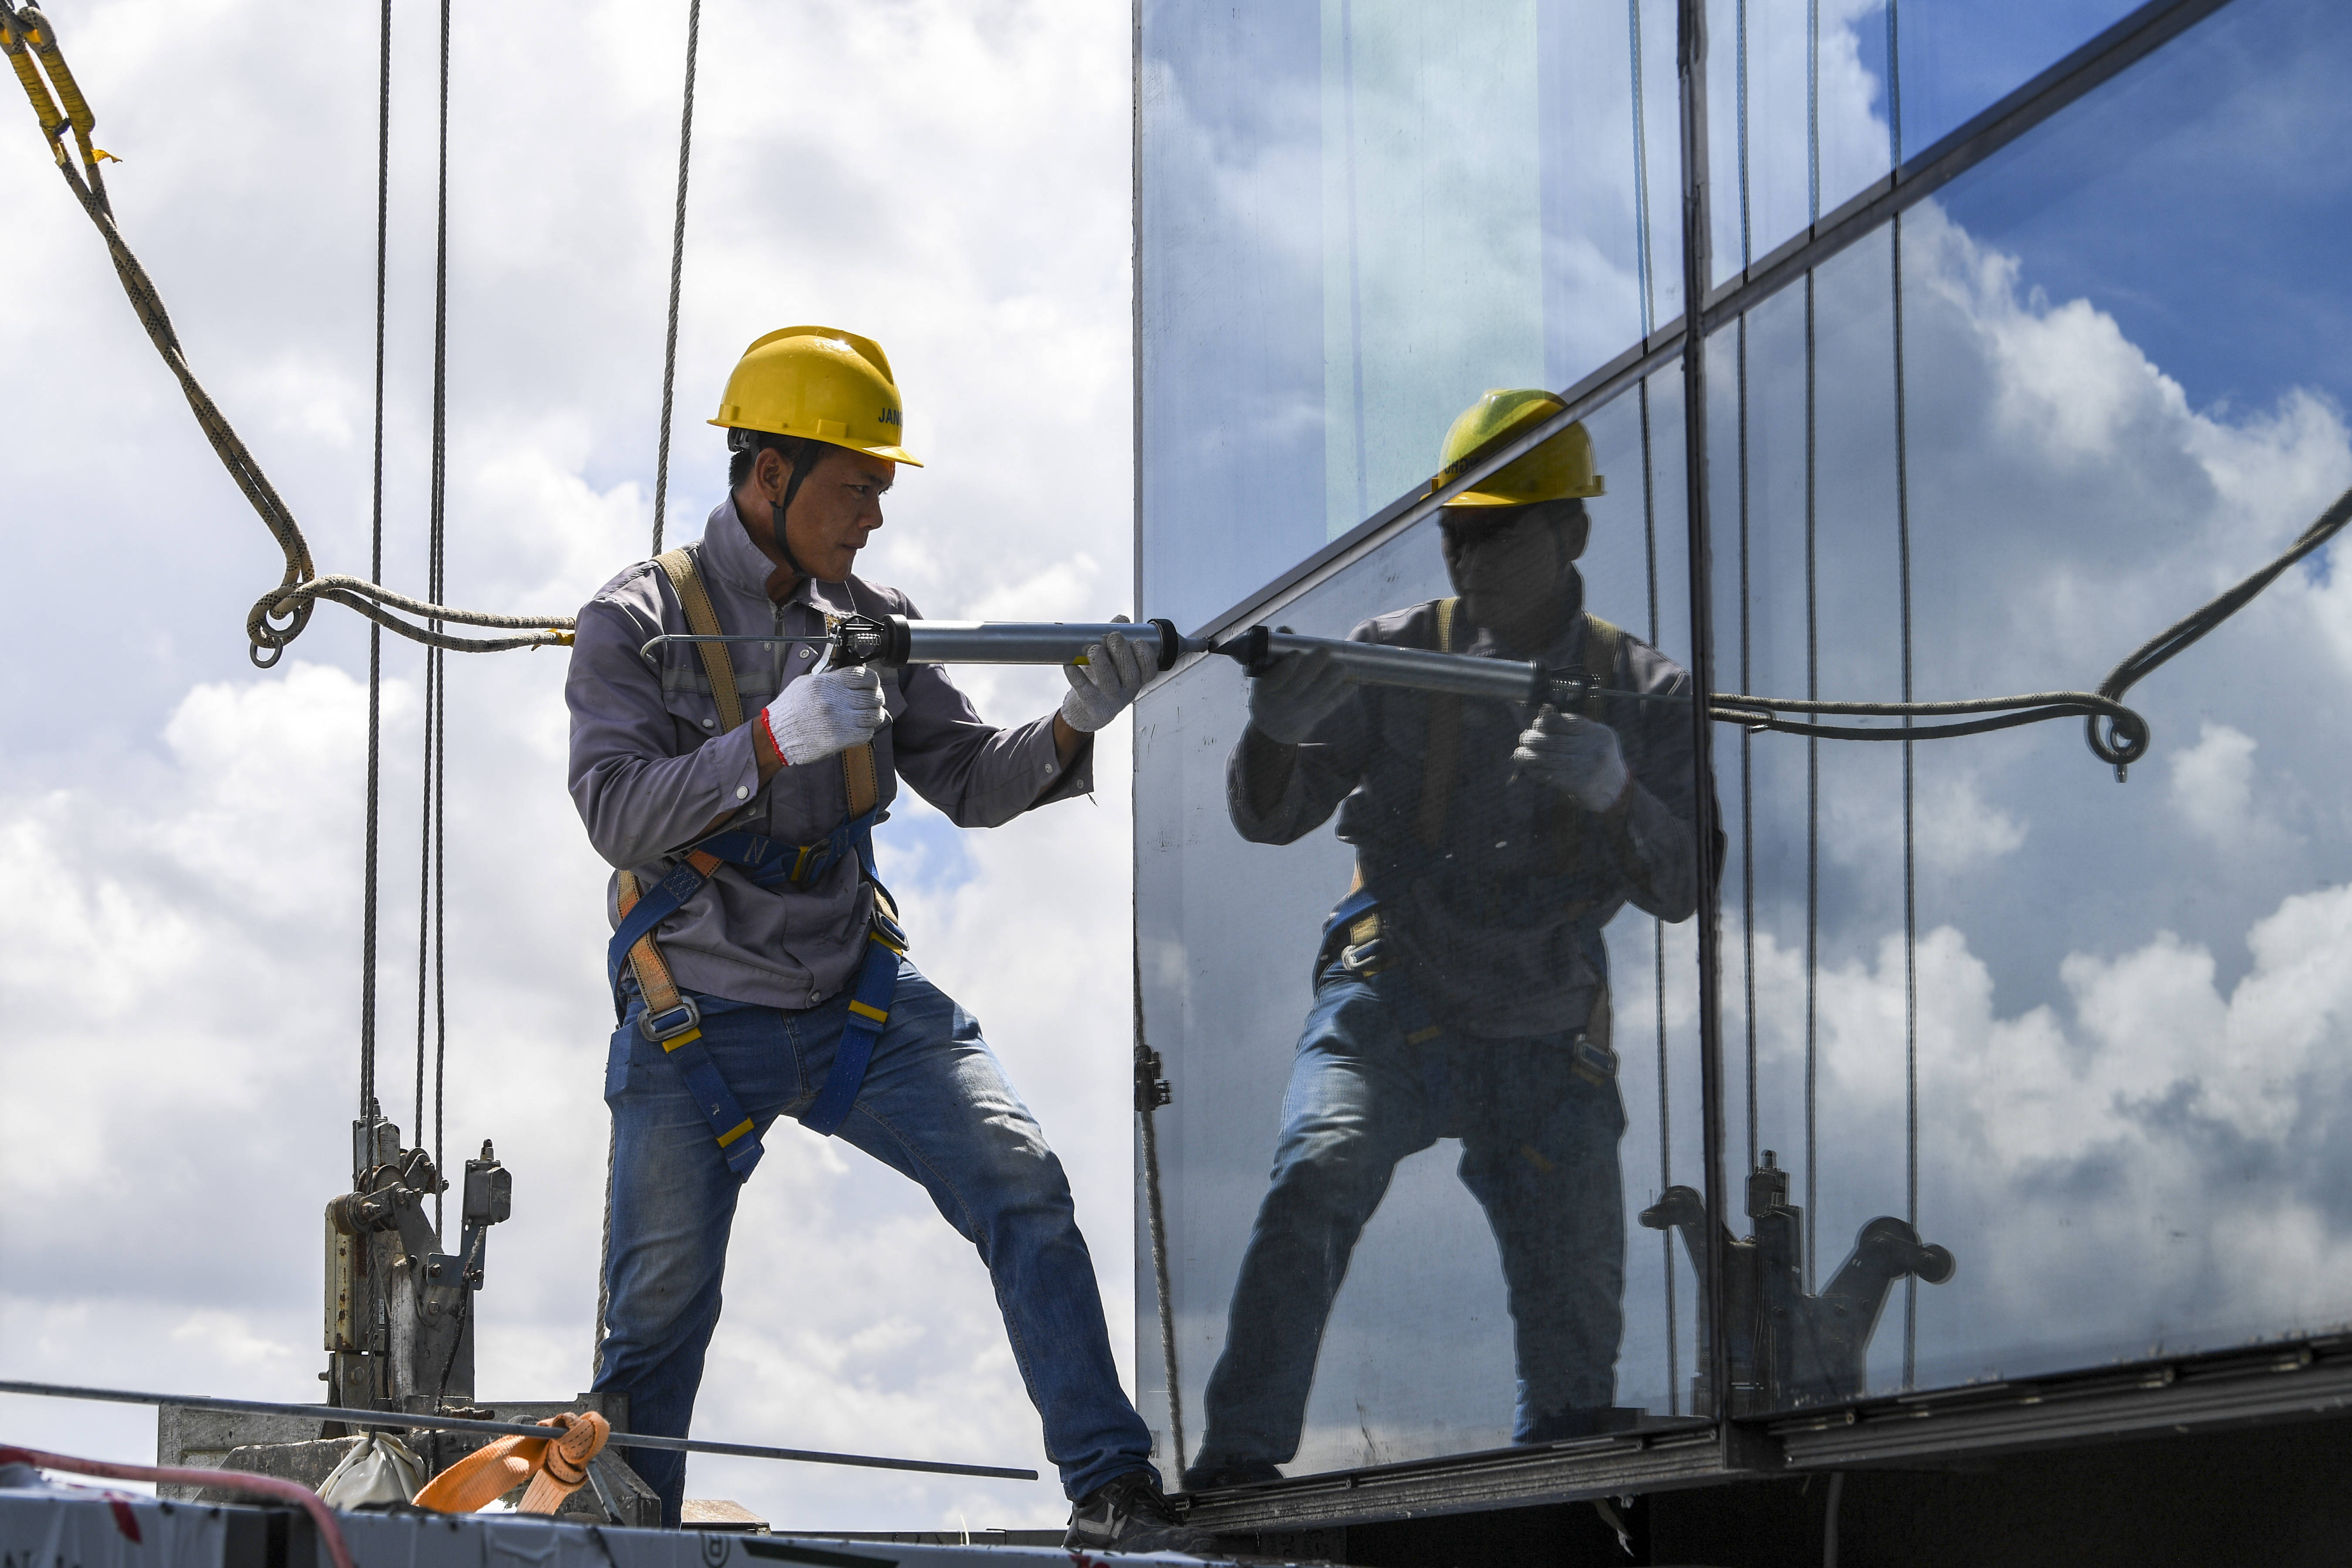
[637,995,703,1043]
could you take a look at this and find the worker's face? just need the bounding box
[756,445,894,582]
[1442,500,1588,632]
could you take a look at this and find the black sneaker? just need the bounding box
[1178,1458,1283,1492]
[1064,1470,1220,1556]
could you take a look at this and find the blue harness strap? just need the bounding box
[650,1007,766,1179]
[1318,882,1618,1082]
[802,904,906,1136]
[606,807,882,993]
[612,804,902,1161]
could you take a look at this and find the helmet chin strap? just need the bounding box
[769,440,828,584]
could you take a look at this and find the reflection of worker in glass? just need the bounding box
[1183,390,1705,1489]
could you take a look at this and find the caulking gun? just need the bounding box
[642,613,1673,713]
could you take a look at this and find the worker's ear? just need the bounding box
[1548,499,1592,564]
[753,445,787,497]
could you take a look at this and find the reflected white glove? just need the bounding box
[1247,646,1352,745]
[761,663,883,766]
[1059,618,1150,733]
[1514,707,1629,811]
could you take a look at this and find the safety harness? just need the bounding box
[1317,597,1622,1084]
[606,544,906,1179]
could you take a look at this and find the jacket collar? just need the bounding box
[698,497,859,616]
[1459,568,1589,666]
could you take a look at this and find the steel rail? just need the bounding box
[0,1379,1038,1482]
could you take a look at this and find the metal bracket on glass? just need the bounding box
[1641,1152,1955,1415]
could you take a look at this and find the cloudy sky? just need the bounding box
[1,0,1132,1532]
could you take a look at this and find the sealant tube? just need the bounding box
[1214,624,1588,707]
[838,615,1203,672]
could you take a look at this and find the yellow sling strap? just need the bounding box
[616,545,879,1015]
[1415,598,1463,849]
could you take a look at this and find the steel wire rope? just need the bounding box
[425,0,454,1242]
[1628,0,1679,1419]
[1803,0,1822,1294]
[0,3,572,664]
[1887,0,1920,1392]
[360,0,392,1153]
[1133,945,1184,1475]
[1735,0,1756,1184]
[649,0,702,555]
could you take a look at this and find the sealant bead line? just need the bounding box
[0,1379,1038,1482]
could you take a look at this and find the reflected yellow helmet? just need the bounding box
[710,325,923,466]
[1433,388,1602,507]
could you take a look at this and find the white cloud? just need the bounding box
[2166,720,2297,862]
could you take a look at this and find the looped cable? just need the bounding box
[250,576,574,661]
[11,4,575,669]
[2085,483,2352,771]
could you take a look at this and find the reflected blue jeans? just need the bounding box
[592,963,1153,1523]
[1193,963,1628,1471]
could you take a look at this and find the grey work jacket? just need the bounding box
[567,500,1089,1010]
[1228,577,1703,1040]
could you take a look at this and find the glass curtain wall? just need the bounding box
[1136,0,2352,1475]
[1712,0,2352,1413]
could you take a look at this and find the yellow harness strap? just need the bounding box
[1415,598,1463,850]
[618,546,881,1017]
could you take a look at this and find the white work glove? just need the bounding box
[1248,646,1352,745]
[760,663,884,766]
[1059,618,1150,733]
[1514,706,1630,812]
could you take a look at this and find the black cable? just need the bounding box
[428,0,453,1240]
[1803,264,1820,1294]
[1640,376,1677,1416]
[1892,207,1919,1389]
[1134,946,1184,1475]
[2086,486,2352,774]
[650,0,702,556]
[359,0,391,1153]
[1736,0,1756,1182]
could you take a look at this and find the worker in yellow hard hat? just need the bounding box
[1183,388,1711,1488]
[564,327,1203,1553]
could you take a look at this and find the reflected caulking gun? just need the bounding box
[641,614,1675,712]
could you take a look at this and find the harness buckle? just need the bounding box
[1339,936,1386,977]
[1569,1031,1618,1085]
[637,994,703,1043]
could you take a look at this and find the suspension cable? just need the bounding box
[1133,944,1185,1475]
[650,0,703,556]
[0,3,572,666]
[359,0,391,1146]
[1736,0,1757,1183]
[425,0,454,1239]
[1801,0,1824,1292]
[1888,1,1921,1392]
[1629,0,1677,1418]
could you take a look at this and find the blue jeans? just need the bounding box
[1193,963,1628,1471]
[592,963,1153,1522]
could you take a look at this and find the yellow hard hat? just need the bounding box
[709,325,923,466]
[1433,388,1602,507]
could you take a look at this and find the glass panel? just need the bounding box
[1138,0,1680,635]
[1708,0,2146,288]
[1713,0,2352,1415]
[1132,372,1716,1477]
